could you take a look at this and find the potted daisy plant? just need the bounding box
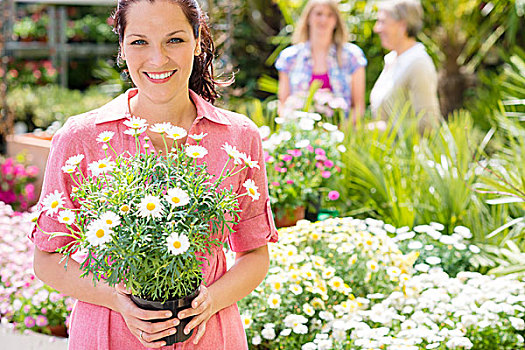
[37,117,261,344]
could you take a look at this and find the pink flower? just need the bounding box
[288,149,302,157]
[286,180,294,185]
[279,168,287,173]
[25,184,35,200]
[26,166,39,177]
[306,145,314,152]
[36,315,48,327]
[315,162,324,169]
[14,164,26,176]
[24,316,36,328]
[322,171,331,178]
[324,160,334,168]
[328,191,340,200]
[315,154,327,161]
[282,154,293,162]
[271,181,280,187]
[315,148,326,156]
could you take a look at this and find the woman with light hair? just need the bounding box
[370,0,441,132]
[275,0,367,123]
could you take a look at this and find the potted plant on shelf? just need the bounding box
[36,118,260,345]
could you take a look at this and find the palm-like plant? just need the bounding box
[421,0,523,116]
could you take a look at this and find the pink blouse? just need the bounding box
[29,89,278,349]
[310,72,332,91]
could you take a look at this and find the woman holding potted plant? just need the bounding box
[30,0,278,349]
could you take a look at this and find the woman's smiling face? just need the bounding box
[120,0,200,104]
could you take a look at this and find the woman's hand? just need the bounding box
[113,284,179,348]
[178,285,216,344]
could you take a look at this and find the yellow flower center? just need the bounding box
[272,299,278,305]
[51,201,59,209]
[249,188,255,195]
[244,319,250,325]
[96,229,105,238]
[173,241,182,249]
[120,205,129,212]
[63,217,70,222]
[146,203,156,211]
[98,163,107,169]
[171,197,180,204]
[334,281,341,288]
[192,152,200,157]
[274,282,281,290]
[72,187,79,193]
[106,220,113,225]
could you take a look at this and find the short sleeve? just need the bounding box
[29,119,87,252]
[228,124,278,252]
[344,43,367,74]
[275,45,298,74]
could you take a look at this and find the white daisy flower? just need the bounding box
[123,126,147,136]
[261,326,276,340]
[138,195,164,218]
[268,294,281,309]
[61,164,76,174]
[387,266,401,278]
[185,145,208,159]
[119,204,131,215]
[150,122,174,134]
[88,158,116,177]
[165,187,190,207]
[328,276,345,291]
[99,211,121,227]
[86,220,113,246]
[166,126,187,140]
[295,139,310,148]
[303,303,315,316]
[96,131,115,143]
[290,284,303,295]
[42,190,66,216]
[57,210,75,225]
[242,154,260,169]
[366,259,379,272]
[65,154,85,166]
[221,143,243,163]
[166,232,190,255]
[241,314,252,329]
[123,116,148,129]
[188,132,207,141]
[243,179,260,201]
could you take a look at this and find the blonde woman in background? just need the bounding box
[370,0,441,132]
[275,0,367,123]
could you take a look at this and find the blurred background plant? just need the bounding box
[0,153,38,212]
[0,203,74,335]
[262,115,343,220]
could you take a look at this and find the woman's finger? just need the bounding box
[192,322,207,344]
[140,326,177,345]
[191,285,207,308]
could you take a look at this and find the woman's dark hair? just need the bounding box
[112,0,230,103]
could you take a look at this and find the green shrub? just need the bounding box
[7,85,113,131]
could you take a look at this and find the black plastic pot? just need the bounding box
[131,288,200,345]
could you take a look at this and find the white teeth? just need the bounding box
[147,71,174,80]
